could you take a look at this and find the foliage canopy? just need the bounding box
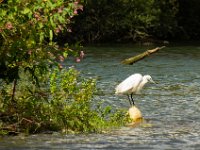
[72,0,179,43]
[71,0,200,43]
[0,0,82,82]
[0,0,128,135]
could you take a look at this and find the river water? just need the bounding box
[1,44,200,149]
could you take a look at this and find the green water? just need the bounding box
[1,44,200,149]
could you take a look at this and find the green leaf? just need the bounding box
[63,52,68,58]
[58,16,65,23]
[39,32,44,43]
[104,106,111,115]
[49,30,53,40]
[49,30,53,42]
[22,8,31,14]
[50,16,55,28]
[0,10,7,17]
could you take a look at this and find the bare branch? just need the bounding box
[121,46,166,65]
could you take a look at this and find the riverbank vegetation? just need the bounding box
[0,67,127,135]
[0,0,127,135]
[70,0,200,44]
[1,0,200,135]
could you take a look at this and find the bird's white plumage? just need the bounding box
[115,73,143,95]
[115,73,154,105]
[115,73,154,95]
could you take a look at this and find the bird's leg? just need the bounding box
[131,93,135,105]
[127,95,132,106]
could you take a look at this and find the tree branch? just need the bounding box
[121,46,166,65]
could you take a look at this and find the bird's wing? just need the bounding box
[115,74,143,94]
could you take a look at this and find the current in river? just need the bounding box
[1,44,200,149]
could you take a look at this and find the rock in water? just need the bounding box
[128,105,143,122]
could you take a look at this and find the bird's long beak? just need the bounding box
[150,79,156,84]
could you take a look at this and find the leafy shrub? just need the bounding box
[0,67,127,134]
[0,0,128,135]
[0,0,82,82]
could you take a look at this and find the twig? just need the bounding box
[11,79,17,103]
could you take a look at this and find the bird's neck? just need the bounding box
[135,79,148,93]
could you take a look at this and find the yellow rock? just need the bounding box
[127,106,154,127]
[128,105,143,122]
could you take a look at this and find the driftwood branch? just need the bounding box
[121,46,166,65]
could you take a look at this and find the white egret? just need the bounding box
[115,73,155,105]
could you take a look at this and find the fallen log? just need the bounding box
[121,46,166,65]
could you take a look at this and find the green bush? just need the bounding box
[0,67,127,134]
[0,0,82,82]
[0,0,128,135]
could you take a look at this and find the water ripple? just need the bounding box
[2,45,200,149]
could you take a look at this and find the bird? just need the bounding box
[115,73,155,106]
